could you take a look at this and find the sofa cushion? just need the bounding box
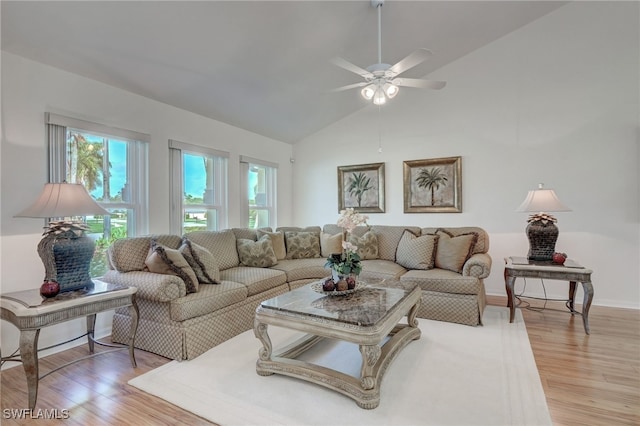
[269,258,328,282]
[219,266,287,297]
[372,226,421,261]
[422,227,489,255]
[169,281,249,322]
[320,231,343,257]
[184,229,239,270]
[358,259,407,281]
[109,234,182,272]
[284,231,321,259]
[232,227,272,241]
[257,229,286,260]
[145,241,199,293]
[395,230,438,270]
[401,269,482,295]
[237,235,278,268]
[348,230,379,260]
[179,237,220,284]
[433,229,478,273]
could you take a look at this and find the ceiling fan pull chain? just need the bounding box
[378,105,383,153]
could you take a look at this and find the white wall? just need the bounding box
[0,52,294,363]
[293,2,639,308]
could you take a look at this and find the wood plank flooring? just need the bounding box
[1,298,638,425]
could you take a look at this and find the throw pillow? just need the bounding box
[434,229,479,273]
[320,231,343,257]
[179,237,220,284]
[348,230,379,260]
[284,231,321,259]
[256,230,286,260]
[237,235,278,267]
[145,240,199,293]
[395,230,439,270]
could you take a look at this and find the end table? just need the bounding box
[1,280,138,409]
[504,256,594,334]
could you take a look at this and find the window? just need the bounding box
[240,156,277,229]
[169,140,228,234]
[46,113,149,277]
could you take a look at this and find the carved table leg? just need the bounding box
[581,281,594,335]
[505,275,517,322]
[407,300,420,328]
[20,329,40,410]
[128,296,139,367]
[568,281,577,312]
[254,320,273,375]
[86,314,96,353]
[359,344,381,390]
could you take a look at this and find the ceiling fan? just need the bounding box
[331,0,446,105]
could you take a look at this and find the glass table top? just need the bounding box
[259,281,417,327]
[1,280,128,309]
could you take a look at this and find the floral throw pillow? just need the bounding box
[237,235,278,268]
[348,230,379,260]
[395,230,439,270]
[256,230,287,260]
[145,240,199,293]
[284,231,321,259]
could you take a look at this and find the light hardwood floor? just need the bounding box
[1,298,638,425]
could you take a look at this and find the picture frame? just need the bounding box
[337,162,385,213]
[403,156,462,213]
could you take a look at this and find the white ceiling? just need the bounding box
[1,1,566,144]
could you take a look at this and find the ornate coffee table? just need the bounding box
[253,281,421,409]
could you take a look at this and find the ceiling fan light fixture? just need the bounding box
[331,0,446,104]
[372,86,387,105]
[361,84,376,100]
[384,82,398,98]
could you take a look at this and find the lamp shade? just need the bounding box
[516,183,571,213]
[15,183,109,218]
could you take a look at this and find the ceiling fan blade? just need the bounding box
[330,57,373,79]
[388,48,433,77]
[330,82,368,93]
[393,78,446,90]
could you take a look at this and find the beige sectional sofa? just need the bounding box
[102,225,491,361]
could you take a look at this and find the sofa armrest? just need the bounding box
[102,270,187,302]
[462,253,492,279]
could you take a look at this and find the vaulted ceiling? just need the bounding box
[1,1,566,143]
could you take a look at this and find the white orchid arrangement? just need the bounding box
[336,208,369,234]
[324,208,369,276]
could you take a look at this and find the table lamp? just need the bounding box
[516,183,571,261]
[15,182,109,292]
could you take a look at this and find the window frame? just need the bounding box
[169,140,229,235]
[240,155,278,229]
[46,112,150,238]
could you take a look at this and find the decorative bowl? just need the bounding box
[310,281,364,296]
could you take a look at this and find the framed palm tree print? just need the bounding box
[337,162,385,213]
[403,156,462,213]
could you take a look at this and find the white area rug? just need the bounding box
[129,306,551,426]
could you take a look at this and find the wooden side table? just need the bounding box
[1,280,138,409]
[504,256,594,334]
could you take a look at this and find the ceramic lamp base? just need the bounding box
[526,221,559,261]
